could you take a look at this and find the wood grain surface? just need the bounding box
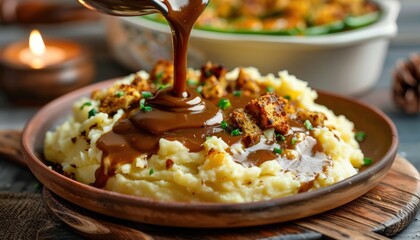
[43,156,420,240]
[0,130,25,167]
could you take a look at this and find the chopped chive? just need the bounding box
[142,106,153,112]
[80,102,92,110]
[157,84,170,90]
[196,85,203,94]
[291,137,297,145]
[221,120,229,130]
[149,168,154,175]
[284,95,291,100]
[233,90,242,97]
[139,99,153,112]
[276,134,286,142]
[231,129,242,136]
[304,120,314,131]
[187,79,198,86]
[88,109,97,118]
[218,98,232,110]
[273,147,282,154]
[139,98,145,106]
[355,131,367,142]
[115,91,124,97]
[363,157,373,166]
[141,91,153,99]
[266,86,275,93]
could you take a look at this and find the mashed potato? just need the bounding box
[44,63,364,203]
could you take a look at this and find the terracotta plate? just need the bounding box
[21,80,398,228]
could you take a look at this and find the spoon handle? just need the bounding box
[75,0,168,16]
[0,130,26,167]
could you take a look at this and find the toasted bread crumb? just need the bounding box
[230,108,262,147]
[200,62,227,99]
[246,92,290,134]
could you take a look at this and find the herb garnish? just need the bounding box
[187,79,198,86]
[355,131,367,142]
[266,86,275,93]
[273,147,282,154]
[196,86,203,94]
[291,137,297,145]
[139,99,152,112]
[141,91,153,99]
[221,120,229,130]
[149,168,154,175]
[115,91,124,97]
[218,98,231,110]
[157,84,170,90]
[231,129,242,136]
[276,133,286,142]
[80,102,92,110]
[304,120,314,131]
[233,90,242,97]
[88,109,97,118]
[363,157,373,166]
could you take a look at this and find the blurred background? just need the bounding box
[0,0,418,109]
[0,0,418,103]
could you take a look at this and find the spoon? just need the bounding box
[75,0,168,16]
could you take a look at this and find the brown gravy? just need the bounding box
[94,89,329,190]
[89,0,211,187]
[83,0,329,191]
[94,92,250,187]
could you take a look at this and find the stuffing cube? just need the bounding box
[245,92,290,134]
[230,108,262,147]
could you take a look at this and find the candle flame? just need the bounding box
[29,29,46,57]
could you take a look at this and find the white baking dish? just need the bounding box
[106,0,400,95]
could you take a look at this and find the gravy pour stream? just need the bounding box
[75,0,329,190]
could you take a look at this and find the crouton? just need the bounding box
[132,75,152,92]
[92,75,151,115]
[245,92,290,134]
[201,76,227,99]
[296,110,327,127]
[200,62,227,99]
[230,108,262,147]
[200,62,227,81]
[150,60,174,85]
[229,68,261,96]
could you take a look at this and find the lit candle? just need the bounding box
[18,30,66,69]
[0,29,94,105]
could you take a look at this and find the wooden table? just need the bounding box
[1,1,420,239]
